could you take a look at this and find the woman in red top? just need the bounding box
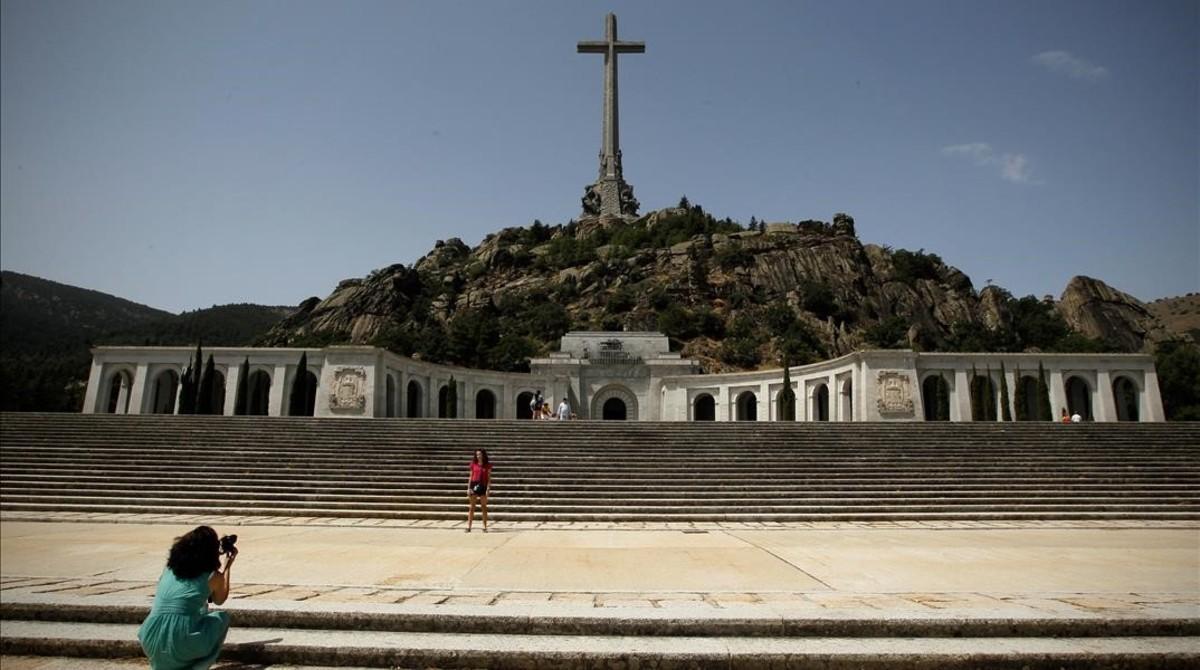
[466,449,492,533]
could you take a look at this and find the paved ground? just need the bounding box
[2,514,1197,619]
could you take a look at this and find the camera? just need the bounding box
[219,534,238,555]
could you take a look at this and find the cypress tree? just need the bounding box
[289,353,309,416]
[999,361,1012,421]
[935,375,950,421]
[1036,362,1053,421]
[178,343,202,414]
[969,364,980,421]
[1013,364,1027,421]
[777,362,796,421]
[234,357,250,416]
[197,355,216,414]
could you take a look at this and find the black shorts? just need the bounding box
[470,481,488,496]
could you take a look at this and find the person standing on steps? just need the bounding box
[466,448,493,532]
[138,525,238,670]
[556,396,571,421]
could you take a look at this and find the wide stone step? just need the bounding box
[2,620,1196,669]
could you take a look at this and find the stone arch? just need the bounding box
[385,375,397,418]
[1112,376,1140,422]
[407,380,423,418]
[591,385,638,421]
[970,375,997,421]
[921,374,950,421]
[1065,375,1092,420]
[476,389,497,419]
[150,369,179,414]
[516,391,535,420]
[1016,375,1040,421]
[840,379,853,421]
[735,391,757,421]
[246,369,272,416]
[693,393,715,421]
[812,384,829,422]
[103,367,134,414]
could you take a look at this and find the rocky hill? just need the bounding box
[261,204,1183,373]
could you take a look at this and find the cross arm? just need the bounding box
[577,40,645,54]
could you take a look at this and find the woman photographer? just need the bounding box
[138,526,238,669]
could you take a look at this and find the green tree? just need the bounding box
[1155,340,1200,420]
[234,357,250,415]
[999,361,1012,421]
[288,352,309,416]
[197,354,216,415]
[777,362,796,421]
[1036,362,1053,421]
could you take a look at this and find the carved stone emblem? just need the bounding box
[329,367,367,413]
[876,371,914,416]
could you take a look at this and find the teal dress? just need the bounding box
[138,568,230,670]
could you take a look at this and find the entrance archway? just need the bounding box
[590,385,638,421]
[735,391,757,421]
[1066,376,1092,420]
[476,389,496,419]
[407,380,423,417]
[247,370,271,416]
[1113,376,1139,422]
[104,369,133,414]
[693,394,715,421]
[922,375,950,421]
[517,391,534,419]
[151,369,179,414]
[812,384,829,422]
[204,370,227,415]
[602,397,626,420]
[290,370,317,416]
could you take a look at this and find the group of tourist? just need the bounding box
[528,390,572,421]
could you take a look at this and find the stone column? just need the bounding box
[223,363,241,416]
[1095,370,1116,422]
[716,385,729,422]
[759,381,771,421]
[127,363,150,415]
[952,369,972,422]
[1142,370,1166,421]
[270,364,289,417]
[83,360,104,413]
[1048,369,1066,419]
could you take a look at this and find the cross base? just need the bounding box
[582,177,640,219]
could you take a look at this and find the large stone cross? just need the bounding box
[577,13,644,219]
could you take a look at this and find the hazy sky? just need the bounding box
[2,0,1197,313]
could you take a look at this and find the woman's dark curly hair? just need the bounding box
[472,449,489,465]
[166,526,220,579]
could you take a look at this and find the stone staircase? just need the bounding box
[3,412,1198,521]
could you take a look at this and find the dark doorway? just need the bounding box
[813,384,829,422]
[517,391,534,419]
[476,389,496,419]
[1113,377,1139,422]
[1066,376,1092,420]
[407,380,422,417]
[602,397,627,420]
[694,394,715,421]
[922,375,950,421]
[735,391,757,421]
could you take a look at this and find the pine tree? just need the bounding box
[777,362,796,421]
[289,352,309,416]
[234,357,250,416]
[197,355,216,414]
[999,362,1012,421]
[1036,362,1053,421]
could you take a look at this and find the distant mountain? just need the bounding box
[0,271,293,411]
[1148,293,1200,343]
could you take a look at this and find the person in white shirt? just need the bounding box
[556,398,570,421]
[1071,412,1083,423]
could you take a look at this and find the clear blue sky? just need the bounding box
[3,0,1197,313]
